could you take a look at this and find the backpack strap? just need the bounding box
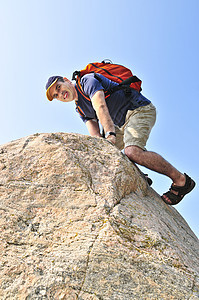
[94,73,142,95]
[76,77,91,101]
[75,100,85,117]
[75,74,112,101]
[72,71,80,81]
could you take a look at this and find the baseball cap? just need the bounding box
[46,76,63,101]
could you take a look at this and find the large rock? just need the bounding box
[0,132,198,299]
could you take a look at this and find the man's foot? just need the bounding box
[161,173,195,205]
[142,173,153,186]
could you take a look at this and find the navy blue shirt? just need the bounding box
[75,73,150,127]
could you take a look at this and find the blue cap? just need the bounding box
[46,76,62,101]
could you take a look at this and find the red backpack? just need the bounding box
[72,60,142,100]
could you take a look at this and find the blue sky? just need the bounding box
[0,0,198,237]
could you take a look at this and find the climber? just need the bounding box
[45,74,195,205]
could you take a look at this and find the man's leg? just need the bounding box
[124,145,196,204]
[123,103,195,203]
[124,145,185,187]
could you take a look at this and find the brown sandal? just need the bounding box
[161,173,195,205]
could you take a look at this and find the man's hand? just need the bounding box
[106,134,116,144]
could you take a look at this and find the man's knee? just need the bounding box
[124,145,144,161]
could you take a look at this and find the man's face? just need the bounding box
[49,79,77,102]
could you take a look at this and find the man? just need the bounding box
[45,72,195,205]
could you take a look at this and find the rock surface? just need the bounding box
[0,132,198,299]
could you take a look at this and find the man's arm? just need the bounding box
[91,90,116,144]
[86,119,101,137]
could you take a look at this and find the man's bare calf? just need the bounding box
[124,145,188,203]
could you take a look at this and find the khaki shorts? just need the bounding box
[115,103,156,150]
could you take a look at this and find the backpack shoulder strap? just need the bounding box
[75,73,112,100]
[75,76,91,101]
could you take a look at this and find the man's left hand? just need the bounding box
[106,135,116,145]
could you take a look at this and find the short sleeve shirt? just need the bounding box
[75,73,150,127]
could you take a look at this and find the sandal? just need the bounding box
[142,173,153,186]
[161,173,195,205]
